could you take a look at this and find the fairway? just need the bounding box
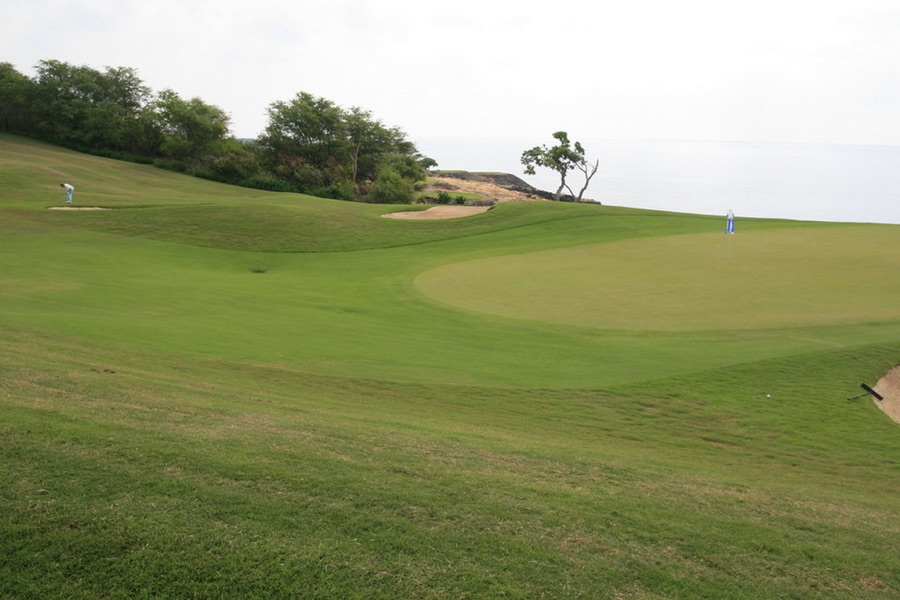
[1,135,899,599]
[415,227,900,331]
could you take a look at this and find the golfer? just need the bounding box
[61,182,75,204]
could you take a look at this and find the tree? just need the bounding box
[259,91,432,200]
[31,59,101,144]
[258,92,347,193]
[85,66,153,152]
[521,131,599,202]
[151,89,230,163]
[0,63,35,133]
[30,60,153,153]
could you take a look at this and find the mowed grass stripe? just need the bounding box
[416,226,900,331]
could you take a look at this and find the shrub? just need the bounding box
[239,175,297,192]
[368,168,415,204]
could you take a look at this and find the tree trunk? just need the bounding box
[555,170,567,200]
[575,159,600,202]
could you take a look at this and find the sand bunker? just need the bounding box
[382,205,491,220]
[48,206,109,211]
[872,366,900,424]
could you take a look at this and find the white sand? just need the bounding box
[872,366,900,424]
[381,206,491,220]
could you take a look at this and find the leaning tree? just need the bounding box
[521,131,599,202]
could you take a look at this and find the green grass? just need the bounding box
[416,227,900,330]
[1,133,898,598]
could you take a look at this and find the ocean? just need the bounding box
[417,138,900,225]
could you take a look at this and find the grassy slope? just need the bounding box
[1,134,898,598]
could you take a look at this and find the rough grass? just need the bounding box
[1,134,898,598]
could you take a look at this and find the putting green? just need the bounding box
[415,226,900,331]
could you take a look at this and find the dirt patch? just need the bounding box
[48,206,109,211]
[422,172,546,204]
[872,366,900,424]
[382,206,492,220]
[382,171,551,220]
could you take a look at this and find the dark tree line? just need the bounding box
[0,59,434,202]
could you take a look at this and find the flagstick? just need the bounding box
[725,210,734,262]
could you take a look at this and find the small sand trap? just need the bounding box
[872,366,900,424]
[48,206,109,211]
[382,205,491,220]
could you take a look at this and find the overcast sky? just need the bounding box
[4,0,900,148]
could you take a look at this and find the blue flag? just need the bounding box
[725,210,735,234]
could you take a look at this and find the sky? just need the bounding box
[4,0,900,150]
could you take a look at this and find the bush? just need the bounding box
[239,175,298,192]
[368,168,415,204]
[327,180,356,201]
[153,159,190,173]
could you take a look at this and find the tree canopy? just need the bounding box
[258,92,427,201]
